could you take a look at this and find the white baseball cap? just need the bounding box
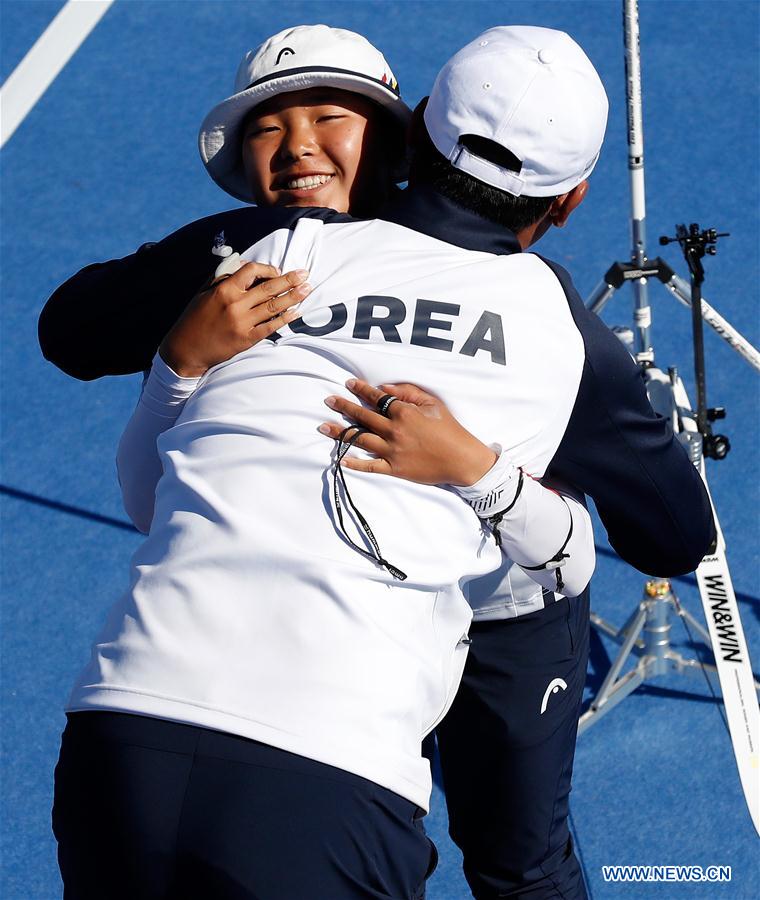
[423,26,608,197]
[199,25,412,202]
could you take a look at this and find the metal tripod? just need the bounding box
[578,0,760,837]
[578,1,760,735]
[579,579,724,734]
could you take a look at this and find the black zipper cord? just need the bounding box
[332,427,408,581]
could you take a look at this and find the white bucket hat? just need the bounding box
[424,26,609,197]
[199,24,412,202]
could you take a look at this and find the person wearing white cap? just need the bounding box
[311,26,709,900]
[42,24,713,900]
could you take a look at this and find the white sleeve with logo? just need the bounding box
[455,451,594,598]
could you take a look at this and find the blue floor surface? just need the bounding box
[2,2,758,898]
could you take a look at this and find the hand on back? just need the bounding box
[158,263,311,377]
[320,379,498,487]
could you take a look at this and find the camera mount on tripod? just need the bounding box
[660,224,730,280]
[659,224,731,460]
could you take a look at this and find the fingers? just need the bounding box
[345,378,439,410]
[317,423,393,476]
[245,269,311,326]
[340,456,393,476]
[211,267,310,334]
[248,281,311,330]
[343,378,388,409]
[224,264,310,305]
[317,422,389,456]
[250,304,303,340]
[228,262,281,290]
[204,264,308,309]
[378,382,439,406]
[323,395,393,436]
[246,267,310,305]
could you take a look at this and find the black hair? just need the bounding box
[408,126,557,233]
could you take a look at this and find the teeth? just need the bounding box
[285,174,333,189]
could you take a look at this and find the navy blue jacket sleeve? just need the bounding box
[540,258,716,577]
[37,206,333,380]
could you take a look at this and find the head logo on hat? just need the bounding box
[275,47,295,65]
[199,25,411,202]
[423,25,609,197]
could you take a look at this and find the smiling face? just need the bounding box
[240,87,394,216]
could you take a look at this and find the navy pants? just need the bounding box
[53,712,436,899]
[436,590,590,900]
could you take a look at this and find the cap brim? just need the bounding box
[199,70,412,203]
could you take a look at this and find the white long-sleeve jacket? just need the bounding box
[70,203,607,811]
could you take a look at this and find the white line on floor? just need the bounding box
[0,0,114,149]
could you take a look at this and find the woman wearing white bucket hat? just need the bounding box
[199,24,409,213]
[41,24,411,378]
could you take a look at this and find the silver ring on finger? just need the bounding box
[376,394,398,417]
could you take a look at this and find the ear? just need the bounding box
[548,180,589,228]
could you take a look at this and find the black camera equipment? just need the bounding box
[659,225,730,460]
